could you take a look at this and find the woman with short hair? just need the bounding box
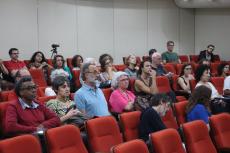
[109,72,135,113]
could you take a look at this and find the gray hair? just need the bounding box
[81,62,92,81]
[111,71,129,89]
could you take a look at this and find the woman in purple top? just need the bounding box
[109,72,135,113]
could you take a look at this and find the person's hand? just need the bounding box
[149,69,156,78]
[66,108,79,118]
[41,62,48,67]
[166,72,173,77]
[36,124,45,132]
[106,65,113,72]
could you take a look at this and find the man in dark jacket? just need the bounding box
[198,44,215,62]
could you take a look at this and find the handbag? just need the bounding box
[134,94,152,111]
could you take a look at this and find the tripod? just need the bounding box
[51,48,58,59]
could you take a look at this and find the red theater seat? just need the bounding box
[46,125,88,153]
[119,111,141,141]
[150,129,186,153]
[86,116,123,153]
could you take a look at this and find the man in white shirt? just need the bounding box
[223,76,230,96]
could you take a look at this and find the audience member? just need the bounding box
[152,52,172,76]
[195,65,228,113]
[223,75,230,96]
[139,94,169,142]
[28,51,52,81]
[14,68,31,82]
[134,60,158,111]
[199,58,211,67]
[217,63,229,77]
[195,65,219,99]
[198,44,215,62]
[177,64,194,98]
[72,55,83,71]
[109,72,135,113]
[124,54,138,78]
[149,49,157,58]
[4,76,60,136]
[186,85,212,124]
[162,41,181,64]
[46,76,89,127]
[98,54,116,85]
[4,48,27,77]
[74,63,110,117]
[52,55,72,81]
[0,59,14,91]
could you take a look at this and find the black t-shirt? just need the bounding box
[139,107,166,142]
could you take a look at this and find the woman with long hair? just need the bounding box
[186,85,212,124]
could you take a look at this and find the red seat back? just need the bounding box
[183,120,217,153]
[128,78,135,93]
[209,113,230,151]
[112,139,149,153]
[0,102,9,137]
[176,64,184,75]
[174,100,188,125]
[46,125,88,153]
[210,63,220,76]
[66,58,73,70]
[213,54,221,62]
[189,55,199,63]
[37,96,56,104]
[72,70,81,90]
[29,69,47,87]
[114,64,127,71]
[156,76,171,93]
[189,79,197,92]
[150,129,186,153]
[0,91,17,102]
[0,135,42,153]
[210,77,224,95]
[119,111,141,141]
[86,116,123,153]
[163,64,176,74]
[161,108,179,130]
[179,55,189,63]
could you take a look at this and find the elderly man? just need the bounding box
[5,76,60,136]
[152,52,173,77]
[74,63,110,117]
[4,48,27,77]
[162,41,181,64]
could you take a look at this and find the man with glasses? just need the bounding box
[198,44,215,62]
[4,48,27,78]
[5,76,60,136]
[74,63,110,117]
[162,41,181,64]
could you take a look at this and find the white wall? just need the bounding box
[195,8,230,61]
[0,0,195,64]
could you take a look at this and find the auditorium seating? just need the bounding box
[161,108,179,130]
[189,55,199,63]
[72,70,81,90]
[176,64,183,75]
[179,55,189,63]
[112,139,149,153]
[29,69,47,87]
[209,113,230,152]
[0,102,9,138]
[163,64,177,74]
[150,129,186,153]
[66,58,73,70]
[46,125,88,153]
[85,116,123,153]
[0,135,42,153]
[174,100,188,125]
[183,120,217,153]
[119,111,141,141]
[114,64,127,71]
[210,77,224,95]
[189,79,197,92]
[210,63,220,76]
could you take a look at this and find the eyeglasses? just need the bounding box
[11,52,19,55]
[185,67,192,70]
[20,85,37,90]
[85,70,98,74]
[120,78,129,82]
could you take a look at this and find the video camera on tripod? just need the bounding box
[50,44,60,58]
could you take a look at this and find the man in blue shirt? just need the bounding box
[74,63,110,117]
